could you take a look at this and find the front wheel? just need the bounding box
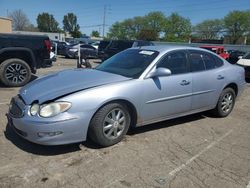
[213,88,236,117]
[88,103,131,147]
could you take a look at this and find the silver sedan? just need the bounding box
[7,46,246,147]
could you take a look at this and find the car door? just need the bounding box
[141,50,192,123]
[188,50,225,110]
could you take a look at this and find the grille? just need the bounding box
[9,97,24,118]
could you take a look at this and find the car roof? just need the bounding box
[200,45,224,48]
[134,45,208,53]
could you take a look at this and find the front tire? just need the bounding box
[213,88,236,117]
[0,58,31,87]
[88,103,131,147]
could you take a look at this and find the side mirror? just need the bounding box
[146,67,171,79]
[238,56,243,59]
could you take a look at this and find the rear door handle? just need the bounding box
[180,80,190,86]
[217,75,225,80]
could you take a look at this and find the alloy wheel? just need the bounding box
[221,93,233,113]
[103,108,126,140]
[5,63,28,84]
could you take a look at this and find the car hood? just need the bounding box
[19,69,131,104]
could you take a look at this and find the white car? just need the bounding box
[237,52,250,78]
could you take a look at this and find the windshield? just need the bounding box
[96,49,159,78]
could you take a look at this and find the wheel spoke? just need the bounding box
[118,116,125,124]
[111,111,116,120]
[12,76,18,83]
[20,69,27,75]
[222,105,227,111]
[7,65,15,72]
[113,128,118,137]
[6,73,14,79]
[105,117,114,124]
[15,64,21,71]
[116,110,121,120]
[221,101,227,105]
[118,123,124,130]
[107,128,114,137]
[18,75,25,82]
[103,124,113,131]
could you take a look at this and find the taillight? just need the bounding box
[44,40,51,54]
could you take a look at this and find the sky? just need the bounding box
[0,0,249,36]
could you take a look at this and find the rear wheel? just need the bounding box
[88,103,131,147]
[213,88,236,117]
[0,58,31,87]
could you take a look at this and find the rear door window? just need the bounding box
[201,53,216,70]
[189,51,206,72]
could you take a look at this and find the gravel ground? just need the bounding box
[0,56,250,188]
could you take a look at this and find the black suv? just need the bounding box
[98,40,154,61]
[0,34,51,87]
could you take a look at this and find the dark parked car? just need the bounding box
[51,41,70,56]
[98,40,154,61]
[65,44,97,59]
[227,50,246,64]
[0,34,51,87]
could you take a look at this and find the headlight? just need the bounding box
[30,103,40,116]
[69,49,78,52]
[39,102,71,118]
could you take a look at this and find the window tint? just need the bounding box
[96,49,159,78]
[189,51,206,72]
[157,51,188,74]
[201,53,215,70]
[213,55,224,67]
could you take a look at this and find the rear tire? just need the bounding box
[88,103,131,147]
[0,58,31,87]
[213,88,236,117]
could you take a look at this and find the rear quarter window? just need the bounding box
[213,55,224,67]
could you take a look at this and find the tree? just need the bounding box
[108,11,167,40]
[25,24,39,32]
[164,13,192,42]
[37,13,60,32]
[8,9,30,31]
[107,22,128,39]
[144,11,166,39]
[137,29,158,41]
[63,13,81,38]
[194,19,223,39]
[224,10,250,44]
[91,30,100,37]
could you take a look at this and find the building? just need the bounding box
[12,31,66,41]
[0,17,12,33]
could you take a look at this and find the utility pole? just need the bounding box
[6,9,9,17]
[102,5,106,38]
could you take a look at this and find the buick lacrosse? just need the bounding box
[7,46,246,147]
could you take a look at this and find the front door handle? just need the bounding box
[217,75,225,80]
[180,80,190,86]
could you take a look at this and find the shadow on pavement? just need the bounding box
[128,112,207,135]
